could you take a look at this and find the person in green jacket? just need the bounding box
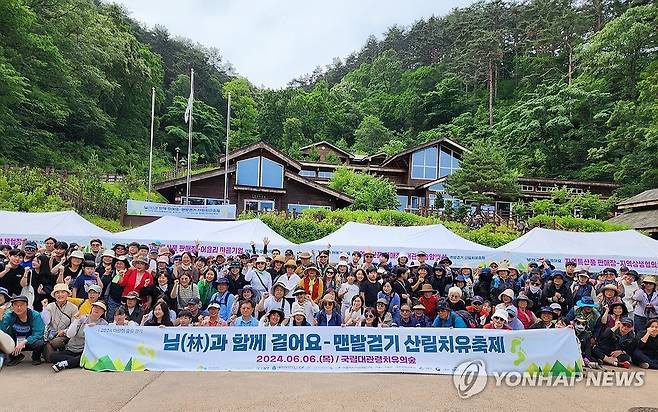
[197,261,216,309]
[0,295,45,367]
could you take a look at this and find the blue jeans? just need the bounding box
[634,314,648,335]
[106,297,121,321]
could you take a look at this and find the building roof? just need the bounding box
[618,188,658,209]
[380,138,469,167]
[220,141,302,171]
[284,171,353,204]
[607,209,658,232]
[299,141,353,158]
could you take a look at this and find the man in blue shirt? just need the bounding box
[208,278,234,322]
[232,300,258,326]
[432,300,467,328]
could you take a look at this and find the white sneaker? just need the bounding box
[639,362,650,369]
[52,360,68,372]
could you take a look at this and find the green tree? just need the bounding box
[223,78,259,149]
[353,115,394,154]
[328,167,398,211]
[446,141,521,207]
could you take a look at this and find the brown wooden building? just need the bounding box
[154,139,618,217]
[608,188,658,238]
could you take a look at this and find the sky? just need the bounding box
[111,0,477,89]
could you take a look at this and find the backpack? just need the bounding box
[455,310,478,328]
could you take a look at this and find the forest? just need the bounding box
[0,0,656,197]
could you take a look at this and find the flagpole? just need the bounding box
[186,68,194,203]
[147,87,156,202]
[224,93,231,202]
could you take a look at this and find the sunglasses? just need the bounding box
[25,247,36,252]
[531,282,541,286]
[576,321,588,326]
[493,317,505,321]
[366,314,375,318]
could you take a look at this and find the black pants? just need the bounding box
[632,348,658,369]
[50,350,82,369]
[591,346,630,362]
[10,339,45,361]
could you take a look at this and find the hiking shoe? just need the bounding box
[52,360,68,372]
[639,362,650,369]
[32,359,43,366]
[6,354,24,367]
[618,360,630,369]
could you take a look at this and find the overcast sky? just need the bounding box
[110,0,477,89]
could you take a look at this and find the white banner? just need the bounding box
[126,200,236,220]
[490,252,658,274]
[82,326,582,375]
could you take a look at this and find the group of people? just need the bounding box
[1,237,657,373]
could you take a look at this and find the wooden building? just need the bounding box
[608,188,658,238]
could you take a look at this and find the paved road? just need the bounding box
[4,363,658,411]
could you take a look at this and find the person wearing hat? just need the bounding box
[632,275,658,335]
[514,293,536,329]
[41,283,78,362]
[290,286,319,321]
[432,300,467,328]
[620,269,640,313]
[72,260,103,300]
[278,260,301,312]
[497,288,515,309]
[373,297,393,327]
[530,306,557,329]
[268,255,287,282]
[453,275,473,304]
[505,306,524,330]
[0,287,10,307]
[245,255,272,299]
[256,281,290,321]
[408,303,432,327]
[549,302,563,318]
[103,255,130,321]
[298,264,324,304]
[466,296,488,327]
[51,301,108,372]
[0,295,45,366]
[634,318,658,369]
[97,249,116,292]
[596,268,624,298]
[542,270,573,314]
[315,250,332,276]
[429,264,451,298]
[360,249,376,271]
[51,249,83,288]
[315,294,342,326]
[418,283,439,321]
[260,307,285,326]
[592,315,636,369]
[472,267,493,303]
[226,261,248,296]
[66,282,102,317]
[438,256,452,267]
[121,291,144,324]
[208,277,235,322]
[598,283,621,309]
[182,297,206,325]
[490,262,516,305]
[394,253,409,271]
[111,243,127,257]
[565,296,601,332]
[296,251,313,274]
[572,269,596,306]
[484,308,511,330]
[289,306,312,327]
[116,255,153,307]
[200,302,227,327]
[171,270,200,312]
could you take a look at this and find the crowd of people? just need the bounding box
[1,237,657,373]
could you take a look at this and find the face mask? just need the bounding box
[529,285,541,293]
[575,324,586,333]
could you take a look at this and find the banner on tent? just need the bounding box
[126,200,237,220]
[81,326,581,374]
[497,254,658,274]
[323,248,488,266]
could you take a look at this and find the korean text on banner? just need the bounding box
[82,327,582,374]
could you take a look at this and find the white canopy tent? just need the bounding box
[492,227,658,274]
[0,210,111,246]
[301,222,493,267]
[109,217,295,256]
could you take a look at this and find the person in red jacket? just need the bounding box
[117,256,153,308]
[418,284,438,321]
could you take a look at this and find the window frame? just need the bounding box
[410,146,438,180]
[244,199,275,212]
[260,157,284,189]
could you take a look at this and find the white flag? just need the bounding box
[184,90,193,124]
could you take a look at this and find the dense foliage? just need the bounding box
[1,0,656,199]
[328,167,399,211]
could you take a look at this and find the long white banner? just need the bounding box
[82,327,582,375]
[126,200,237,220]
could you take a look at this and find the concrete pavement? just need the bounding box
[3,363,658,411]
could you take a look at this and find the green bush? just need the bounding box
[528,214,628,232]
[83,215,128,233]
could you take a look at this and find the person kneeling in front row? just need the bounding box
[0,295,45,366]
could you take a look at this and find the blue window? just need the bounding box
[236,156,284,188]
[428,182,460,209]
[287,204,331,213]
[236,157,260,186]
[299,169,316,177]
[411,147,438,180]
[439,147,460,178]
[395,195,408,211]
[318,171,334,179]
[261,157,284,188]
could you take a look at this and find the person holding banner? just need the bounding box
[260,308,285,326]
[51,301,108,372]
[289,306,311,327]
